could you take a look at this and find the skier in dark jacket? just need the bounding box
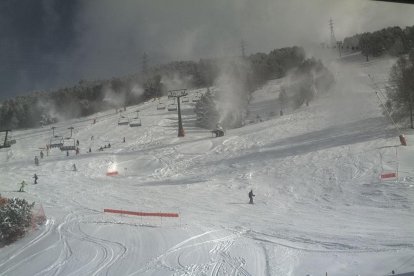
[33,174,38,184]
[248,189,255,204]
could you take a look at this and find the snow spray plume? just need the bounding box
[36,97,75,124]
[102,85,127,108]
[214,58,251,129]
[130,83,144,97]
[161,73,194,92]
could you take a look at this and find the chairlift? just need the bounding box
[49,136,63,148]
[60,138,76,151]
[157,103,166,110]
[192,96,200,102]
[182,96,189,103]
[167,104,177,111]
[129,118,142,127]
[118,116,130,125]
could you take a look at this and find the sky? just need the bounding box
[1,0,414,99]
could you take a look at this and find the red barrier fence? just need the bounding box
[106,171,119,176]
[380,172,397,179]
[104,208,179,218]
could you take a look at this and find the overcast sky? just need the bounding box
[1,0,414,99]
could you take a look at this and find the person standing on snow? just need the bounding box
[248,189,255,204]
[33,174,38,184]
[34,156,39,166]
[72,164,77,171]
[18,181,26,192]
[40,151,44,159]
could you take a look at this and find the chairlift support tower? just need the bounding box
[0,129,11,149]
[68,127,74,138]
[168,89,188,137]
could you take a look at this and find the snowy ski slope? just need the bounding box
[0,57,414,276]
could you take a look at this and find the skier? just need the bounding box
[76,140,80,146]
[123,137,126,143]
[72,164,77,171]
[34,156,39,166]
[40,151,44,159]
[88,147,91,153]
[75,147,80,155]
[33,174,38,184]
[18,181,26,192]
[108,143,111,148]
[248,189,255,204]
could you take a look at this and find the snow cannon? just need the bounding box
[106,162,119,176]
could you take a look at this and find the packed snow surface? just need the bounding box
[1,56,414,276]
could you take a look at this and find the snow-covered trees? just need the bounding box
[385,51,414,128]
[0,197,34,245]
[285,58,334,109]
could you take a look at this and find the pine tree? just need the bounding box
[0,198,34,245]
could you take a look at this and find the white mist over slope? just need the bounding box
[0,55,414,276]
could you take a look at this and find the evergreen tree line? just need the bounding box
[343,25,414,61]
[0,46,306,130]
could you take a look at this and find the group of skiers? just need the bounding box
[98,143,111,151]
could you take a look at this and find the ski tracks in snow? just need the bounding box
[128,228,254,276]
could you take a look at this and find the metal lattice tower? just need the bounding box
[329,18,337,48]
[240,40,246,58]
[142,52,148,73]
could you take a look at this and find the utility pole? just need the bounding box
[168,89,188,137]
[142,52,148,74]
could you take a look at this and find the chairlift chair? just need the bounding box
[157,103,166,110]
[60,138,76,151]
[49,136,63,148]
[167,104,177,111]
[182,96,189,103]
[118,116,130,125]
[192,96,200,102]
[129,118,142,127]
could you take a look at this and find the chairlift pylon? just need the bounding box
[0,130,16,149]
